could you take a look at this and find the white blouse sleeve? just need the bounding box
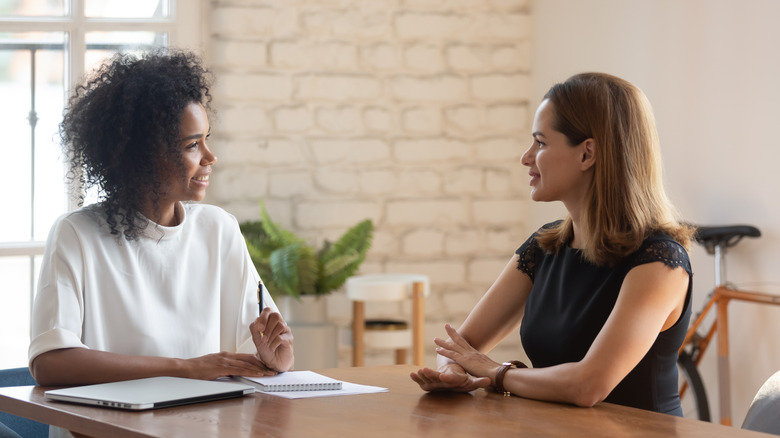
[28,216,90,365]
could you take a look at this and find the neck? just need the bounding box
[566,204,586,249]
[562,173,593,249]
[143,201,180,227]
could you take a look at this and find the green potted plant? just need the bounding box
[239,201,374,301]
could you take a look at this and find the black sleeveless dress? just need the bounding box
[516,223,692,416]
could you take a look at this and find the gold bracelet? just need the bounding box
[494,360,527,396]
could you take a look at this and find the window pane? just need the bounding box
[0,0,66,17]
[85,30,166,69]
[85,0,168,18]
[0,256,36,369]
[0,32,66,242]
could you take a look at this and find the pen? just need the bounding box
[257,281,264,315]
[257,281,265,338]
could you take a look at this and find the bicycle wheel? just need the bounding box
[678,352,710,421]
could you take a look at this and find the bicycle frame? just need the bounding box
[680,285,780,426]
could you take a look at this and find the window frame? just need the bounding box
[0,0,203,251]
[0,0,204,365]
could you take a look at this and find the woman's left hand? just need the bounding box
[250,308,295,373]
[434,323,500,381]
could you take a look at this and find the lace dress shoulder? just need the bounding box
[516,236,540,282]
[515,221,562,283]
[629,238,691,274]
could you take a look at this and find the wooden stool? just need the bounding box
[346,274,429,367]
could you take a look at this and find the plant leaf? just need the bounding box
[259,200,300,247]
[244,238,283,295]
[319,250,361,292]
[269,243,303,298]
[296,246,319,296]
[317,219,374,293]
[240,203,374,298]
[320,219,373,264]
[240,220,274,257]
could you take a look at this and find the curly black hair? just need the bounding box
[60,48,214,240]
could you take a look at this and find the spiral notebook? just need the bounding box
[237,370,342,392]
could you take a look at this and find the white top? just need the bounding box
[29,202,277,365]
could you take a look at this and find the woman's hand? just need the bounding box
[181,352,277,380]
[250,307,294,373]
[410,323,500,393]
[433,323,501,381]
[410,362,492,393]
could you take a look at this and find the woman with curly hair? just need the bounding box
[411,73,694,416]
[29,49,294,388]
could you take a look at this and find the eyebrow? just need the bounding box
[532,132,546,138]
[180,129,211,142]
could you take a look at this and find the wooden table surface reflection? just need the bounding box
[0,365,773,437]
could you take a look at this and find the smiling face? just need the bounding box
[521,99,594,213]
[151,101,216,224]
[173,101,215,203]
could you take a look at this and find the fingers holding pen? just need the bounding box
[261,311,289,340]
[251,308,294,370]
[263,313,292,350]
[249,317,265,346]
[266,330,294,354]
[250,307,280,343]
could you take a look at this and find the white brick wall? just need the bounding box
[206,0,532,367]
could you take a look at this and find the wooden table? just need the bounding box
[0,365,773,437]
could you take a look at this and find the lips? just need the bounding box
[528,170,539,186]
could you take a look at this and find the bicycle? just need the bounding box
[677,225,780,425]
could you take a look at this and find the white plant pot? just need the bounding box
[278,295,328,325]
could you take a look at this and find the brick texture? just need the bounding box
[207,0,532,367]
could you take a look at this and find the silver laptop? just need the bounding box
[44,376,255,410]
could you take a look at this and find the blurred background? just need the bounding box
[2,0,779,426]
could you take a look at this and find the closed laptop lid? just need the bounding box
[44,376,255,410]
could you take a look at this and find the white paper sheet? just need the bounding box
[256,381,388,399]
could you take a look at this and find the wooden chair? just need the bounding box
[346,274,429,367]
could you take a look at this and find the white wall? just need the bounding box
[197,0,778,423]
[205,0,533,367]
[532,0,780,425]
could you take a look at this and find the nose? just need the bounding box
[521,143,535,167]
[201,145,217,166]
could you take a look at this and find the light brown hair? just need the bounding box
[535,72,693,266]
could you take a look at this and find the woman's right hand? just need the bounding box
[181,351,277,380]
[410,362,491,393]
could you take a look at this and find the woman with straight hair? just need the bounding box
[411,72,694,416]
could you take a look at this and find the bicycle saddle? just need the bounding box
[694,225,761,252]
